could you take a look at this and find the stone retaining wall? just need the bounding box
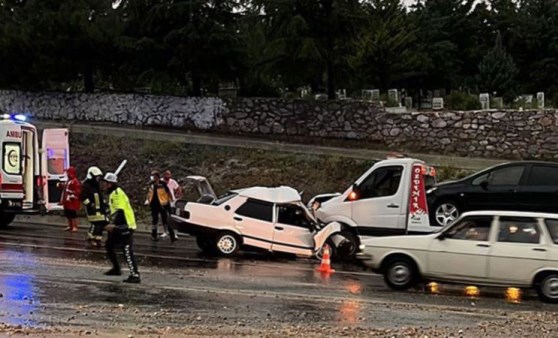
[1,90,557,160]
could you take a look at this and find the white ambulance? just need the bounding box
[0,114,69,227]
[308,157,438,258]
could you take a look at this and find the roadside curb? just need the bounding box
[14,215,153,234]
[35,120,504,170]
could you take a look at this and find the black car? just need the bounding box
[427,161,558,227]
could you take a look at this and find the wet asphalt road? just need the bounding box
[1,221,557,337]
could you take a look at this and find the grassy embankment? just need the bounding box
[70,134,472,223]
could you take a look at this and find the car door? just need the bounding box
[351,165,405,231]
[466,165,526,211]
[427,215,494,280]
[518,165,558,212]
[234,199,274,250]
[271,204,315,255]
[488,216,548,284]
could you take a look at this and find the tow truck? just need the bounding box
[308,157,438,258]
[0,114,69,227]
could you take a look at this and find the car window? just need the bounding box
[545,219,558,244]
[277,205,313,229]
[489,166,524,186]
[527,166,558,186]
[358,166,403,199]
[236,199,273,222]
[444,216,492,241]
[472,173,489,186]
[498,217,540,244]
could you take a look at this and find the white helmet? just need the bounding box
[103,172,118,183]
[86,166,103,179]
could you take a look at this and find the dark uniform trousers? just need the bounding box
[106,226,139,277]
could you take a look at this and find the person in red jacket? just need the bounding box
[61,167,82,232]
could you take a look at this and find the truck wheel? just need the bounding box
[336,230,359,260]
[383,257,419,290]
[536,273,558,303]
[431,200,461,227]
[214,232,240,257]
[0,212,15,229]
[196,236,216,254]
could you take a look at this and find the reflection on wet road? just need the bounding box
[0,221,556,335]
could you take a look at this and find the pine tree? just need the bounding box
[477,32,518,99]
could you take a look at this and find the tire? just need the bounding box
[383,257,419,290]
[315,238,337,261]
[0,212,15,229]
[335,230,359,260]
[214,232,240,257]
[536,273,558,303]
[431,200,461,227]
[196,236,216,254]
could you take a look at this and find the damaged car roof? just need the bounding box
[235,186,301,204]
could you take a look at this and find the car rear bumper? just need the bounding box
[169,215,219,237]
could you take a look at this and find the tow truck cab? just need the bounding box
[0,115,69,227]
[310,158,438,237]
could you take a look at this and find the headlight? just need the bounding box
[359,244,366,251]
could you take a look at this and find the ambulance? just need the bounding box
[0,114,69,228]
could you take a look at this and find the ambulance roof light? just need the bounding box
[13,114,27,122]
[1,113,27,122]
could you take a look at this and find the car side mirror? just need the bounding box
[480,180,489,190]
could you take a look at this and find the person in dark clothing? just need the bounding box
[82,166,109,248]
[103,172,140,284]
[145,171,177,242]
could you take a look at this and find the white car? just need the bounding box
[359,210,558,303]
[169,177,342,258]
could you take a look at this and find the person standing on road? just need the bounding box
[146,171,177,242]
[103,172,140,284]
[163,170,183,202]
[60,167,81,232]
[81,166,109,248]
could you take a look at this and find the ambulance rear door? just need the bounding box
[41,129,69,211]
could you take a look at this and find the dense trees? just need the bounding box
[0,0,557,101]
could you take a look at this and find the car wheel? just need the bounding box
[196,236,216,254]
[0,212,15,229]
[315,239,337,261]
[334,230,359,260]
[432,200,460,227]
[214,232,240,257]
[536,273,558,303]
[383,257,419,290]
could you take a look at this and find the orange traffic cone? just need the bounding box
[316,245,335,274]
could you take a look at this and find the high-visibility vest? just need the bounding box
[109,187,136,230]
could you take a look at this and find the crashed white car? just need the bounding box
[169,176,342,258]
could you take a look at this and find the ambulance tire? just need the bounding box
[336,230,359,261]
[0,212,15,228]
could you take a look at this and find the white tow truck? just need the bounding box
[308,157,438,258]
[0,114,69,227]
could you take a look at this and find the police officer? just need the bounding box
[102,172,140,284]
[82,167,108,248]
